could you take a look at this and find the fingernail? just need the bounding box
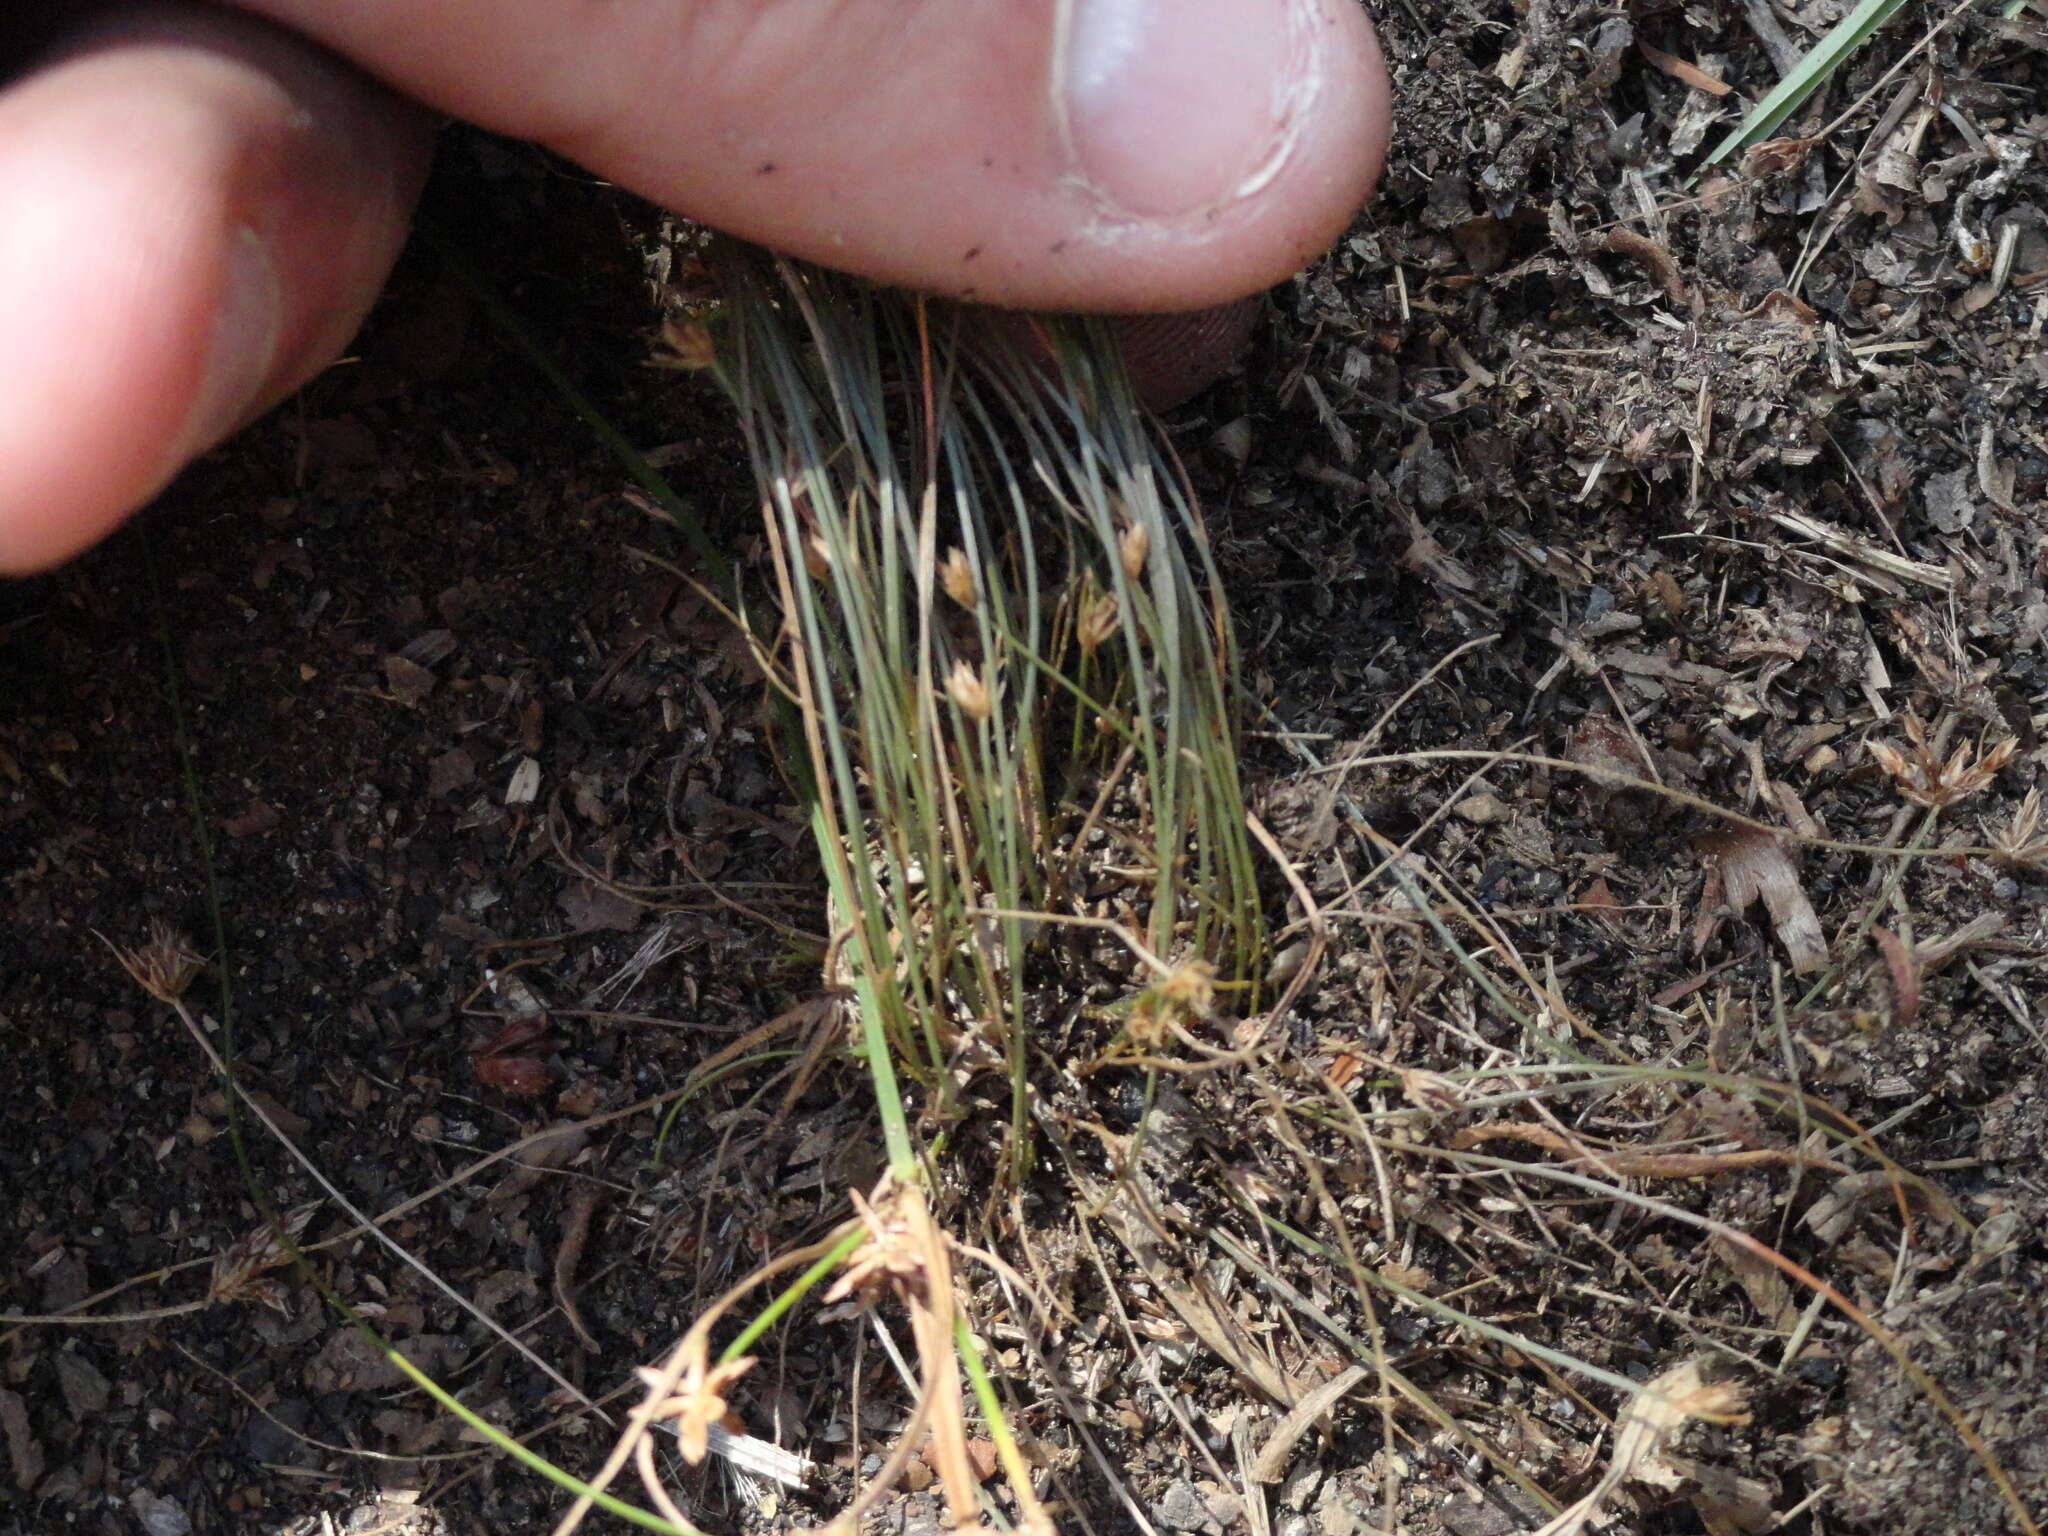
[1061,0,1311,219]
[183,225,282,456]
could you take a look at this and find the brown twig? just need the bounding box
[1448,1121,1847,1179]
[553,1183,605,1353]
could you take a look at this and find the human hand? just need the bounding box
[0,1,1390,572]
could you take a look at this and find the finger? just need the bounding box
[0,5,431,573]
[1110,301,1264,410]
[222,0,1391,314]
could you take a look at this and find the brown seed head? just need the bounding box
[1077,590,1120,654]
[1118,521,1150,582]
[103,921,206,1004]
[802,534,832,579]
[939,547,977,610]
[655,316,718,371]
[945,659,993,721]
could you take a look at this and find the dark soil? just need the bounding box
[5,1,2046,1533]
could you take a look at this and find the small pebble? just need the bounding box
[129,1491,191,1536]
[1453,792,1509,825]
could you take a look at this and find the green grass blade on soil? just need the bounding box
[1702,0,1914,167]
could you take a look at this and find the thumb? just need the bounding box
[230,0,1391,312]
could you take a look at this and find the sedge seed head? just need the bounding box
[105,921,205,1003]
[1156,958,1217,1017]
[945,659,993,721]
[654,316,718,371]
[940,547,977,610]
[1118,522,1150,582]
[803,534,832,579]
[1077,590,1120,654]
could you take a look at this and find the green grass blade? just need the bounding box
[1702,0,1915,167]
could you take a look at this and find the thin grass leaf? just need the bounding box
[1702,0,1914,167]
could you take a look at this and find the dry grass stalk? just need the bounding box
[98,923,658,1527]
[1212,746,2045,1535]
[599,1178,1052,1536]
[822,1177,990,1535]
[100,926,586,1405]
[1766,508,1955,591]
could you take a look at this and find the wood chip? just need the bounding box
[1695,826,1827,974]
[558,879,643,933]
[221,799,281,839]
[1768,510,1953,592]
[1251,1365,1370,1483]
[381,653,437,707]
[0,1387,44,1493]
[1637,40,1732,94]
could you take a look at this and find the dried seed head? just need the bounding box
[1989,788,2047,871]
[803,534,832,579]
[1127,996,1172,1050]
[655,316,717,371]
[822,1179,930,1309]
[945,659,993,721]
[1867,714,2017,809]
[939,547,977,610]
[1077,590,1120,654]
[102,921,205,1003]
[1155,958,1217,1017]
[1117,521,1150,582]
[638,1347,757,1466]
[1129,958,1218,1049]
[206,1206,315,1314]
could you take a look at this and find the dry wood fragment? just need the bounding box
[553,1182,604,1352]
[1589,228,1694,309]
[1872,927,1920,1030]
[1637,40,1732,94]
[1695,826,1827,975]
[1768,510,1954,591]
[0,1388,43,1494]
[1251,1365,1372,1483]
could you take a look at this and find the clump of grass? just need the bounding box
[703,248,1264,1174]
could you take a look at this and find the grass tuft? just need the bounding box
[706,248,1264,1176]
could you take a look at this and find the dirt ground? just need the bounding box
[4,0,2046,1533]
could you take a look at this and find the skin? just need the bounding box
[0,1,1391,573]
